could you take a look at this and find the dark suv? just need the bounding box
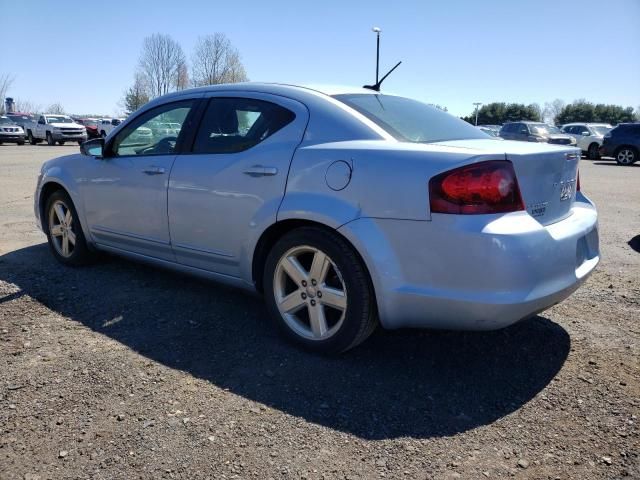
[499,121,577,146]
[600,123,640,166]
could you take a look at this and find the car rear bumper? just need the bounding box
[338,194,599,330]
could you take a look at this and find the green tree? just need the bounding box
[462,102,541,125]
[123,73,150,115]
[555,100,636,125]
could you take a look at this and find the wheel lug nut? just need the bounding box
[311,279,317,286]
[310,300,316,306]
[301,280,307,287]
[301,293,307,299]
[317,291,322,298]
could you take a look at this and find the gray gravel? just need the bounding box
[0,144,638,479]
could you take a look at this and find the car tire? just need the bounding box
[587,143,600,160]
[44,190,93,266]
[615,147,638,166]
[17,140,25,146]
[0,141,3,145]
[46,132,55,146]
[58,141,65,146]
[263,226,377,354]
[28,131,36,145]
[101,131,106,138]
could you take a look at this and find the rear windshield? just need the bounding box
[333,94,488,143]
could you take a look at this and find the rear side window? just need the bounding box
[192,98,295,154]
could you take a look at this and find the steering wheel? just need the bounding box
[140,136,178,155]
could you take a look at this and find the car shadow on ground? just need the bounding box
[592,161,639,167]
[0,244,570,440]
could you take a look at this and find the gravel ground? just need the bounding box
[0,145,638,480]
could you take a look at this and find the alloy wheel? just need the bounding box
[48,200,76,258]
[617,149,635,165]
[273,245,347,341]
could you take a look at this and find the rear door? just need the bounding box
[167,93,308,276]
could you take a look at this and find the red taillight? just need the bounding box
[429,160,525,214]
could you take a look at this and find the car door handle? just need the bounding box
[243,166,278,177]
[143,166,165,175]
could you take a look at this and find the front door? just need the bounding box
[168,94,308,276]
[82,100,196,260]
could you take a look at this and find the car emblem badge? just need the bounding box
[559,181,574,201]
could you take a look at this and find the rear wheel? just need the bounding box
[58,141,65,146]
[587,143,600,160]
[615,147,637,166]
[263,227,377,354]
[44,190,93,266]
[28,131,36,145]
[46,132,55,146]
[17,139,25,145]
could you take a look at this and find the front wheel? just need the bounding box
[17,140,25,145]
[58,141,65,146]
[46,132,55,146]
[44,190,93,266]
[587,143,600,160]
[615,147,637,166]
[263,227,377,354]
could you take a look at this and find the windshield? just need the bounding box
[8,114,34,122]
[333,94,488,143]
[530,124,561,135]
[591,126,611,136]
[46,116,72,123]
[0,117,14,125]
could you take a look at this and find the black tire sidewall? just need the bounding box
[44,190,91,266]
[263,227,374,354]
[46,132,54,146]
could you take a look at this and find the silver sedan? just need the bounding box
[34,84,599,353]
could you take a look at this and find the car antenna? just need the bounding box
[363,26,402,92]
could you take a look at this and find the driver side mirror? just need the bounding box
[80,138,104,157]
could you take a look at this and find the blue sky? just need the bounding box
[2,0,639,117]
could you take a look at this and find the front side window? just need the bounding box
[111,101,193,157]
[333,94,487,143]
[192,98,295,154]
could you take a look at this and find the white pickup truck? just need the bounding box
[28,114,87,146]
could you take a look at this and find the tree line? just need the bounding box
[462,99,639,126]
[123,32,247,114]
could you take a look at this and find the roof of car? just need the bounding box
[563,122,612,127]
[156,82,388,104]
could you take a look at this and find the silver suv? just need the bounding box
[561,123,612,159]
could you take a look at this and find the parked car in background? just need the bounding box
[75,118,101,139]
[500,121,577,146]
[561,123,612,159]
[476,125,501,137]
[6,112,37,138]
[477,124,501,136]
[98,118,124,138]
[0,116,26,145]
[599,123,640,166]
[30,114,87,145]
[34,83,599,353]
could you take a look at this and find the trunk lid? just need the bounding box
[434,139,581,225]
